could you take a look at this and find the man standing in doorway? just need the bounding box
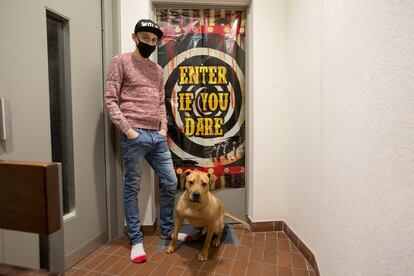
[104,19,190,264]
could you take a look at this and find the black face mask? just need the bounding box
[136,39,156,58]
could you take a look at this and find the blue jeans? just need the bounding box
[120,128,177,245]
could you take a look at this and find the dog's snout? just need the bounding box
[192,191,201,199]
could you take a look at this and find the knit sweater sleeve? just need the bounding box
[159,68,168,131]
[104,56,131,134]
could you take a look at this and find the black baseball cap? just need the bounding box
[134,19,163,39]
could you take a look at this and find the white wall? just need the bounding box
[285,0,321,251]
[286,0,414,275]
[247,0,288,221]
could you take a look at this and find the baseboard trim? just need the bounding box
[246,217,283,232]
[64,231,107,270]
[141,218,158,235]
[247,218,320,276]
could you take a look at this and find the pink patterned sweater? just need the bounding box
[104,53,167,134]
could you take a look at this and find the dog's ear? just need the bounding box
[207,172,217,189]
[180,169,192,188]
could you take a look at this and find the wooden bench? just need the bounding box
[0,161,64,275]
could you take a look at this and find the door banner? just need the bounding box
[156,9,246,190]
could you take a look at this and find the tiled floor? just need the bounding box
[65,225,316,276]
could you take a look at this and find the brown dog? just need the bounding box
[166,170,251,261]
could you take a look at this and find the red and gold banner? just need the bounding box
[156,8,246,190]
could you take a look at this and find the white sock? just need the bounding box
[130,243,147,263]
[177,232,192,242]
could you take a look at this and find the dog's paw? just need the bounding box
[166,245,176,254]
[198,252,208,261]
[212,237,221,247]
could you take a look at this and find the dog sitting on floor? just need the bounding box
[166,169,251,261]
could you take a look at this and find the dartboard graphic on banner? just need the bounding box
[156,9,246,190]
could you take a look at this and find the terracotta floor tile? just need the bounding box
[308,271,317,276]
[106,257,131,274]
[278,266,293,276]
[100,240,125,254]
[73,252,98,268]
[182,268,199,276]
[94,255,121,272]
[246,261,262,276]
[135,261,157,275]
[215,257,234,275]
[81,253,109,270]
[198,271,214,276]
[214,244,226,258]
[68,269,90,276]
[85,271,100,276]
[188,257,204,270]
[265,238,278,249]
[222,245,238,258]
[235,246,251,260]
[292,253,307,269]
[255,232,266,237]
[180,246,199,259]
[278,239,291,252]
[240,235,253,247]
[293,268,310,276]
[263,248,277,264]
[230,259,247,276]
[113,244,130,257]
[278,251,292,267]
[266,232,278,239]
[119,262,142,276]
[166,266,185,276]
[145,245,158,258]
[253,235,265,247]
[262,263,277,276]
[174,255,193,268]
[200,258,219,273]
[249,247,264,262]
[148,250,166,264]
[163,252,179,265]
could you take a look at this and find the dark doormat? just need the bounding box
[157,223,241,251]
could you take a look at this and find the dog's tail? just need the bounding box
[224,212,252,232]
